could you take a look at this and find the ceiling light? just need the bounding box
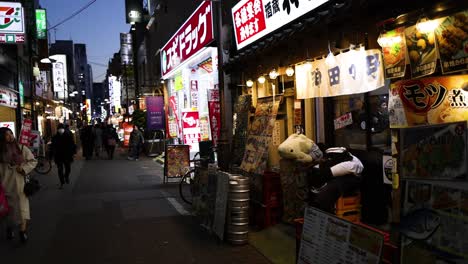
[246,79,254,87]
[286,66,295,77]
[258,76,266,84]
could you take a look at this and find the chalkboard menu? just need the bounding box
[298,207,384,264]
[164,144,190,183]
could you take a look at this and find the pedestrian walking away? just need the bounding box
[0,127,37,243]
[93,123,104,158]
[103,124,119,160]
[80,124,94,160]
[51,123,77,189]
[128,125,144,161]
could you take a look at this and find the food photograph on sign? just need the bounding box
[405,24,438,78]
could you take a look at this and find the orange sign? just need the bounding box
[122,122,133,147]
[389,75,468,128]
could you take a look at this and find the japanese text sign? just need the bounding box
[208,89,220,146]
[388,75,468,128]
[35,9,46,39]
[295,49,385,99]
[182,111,201,152]
[161,1,213,78]
[146,96,165,131]
[334,112,353,130]
[232,0,329,50]
[19,119,32,146]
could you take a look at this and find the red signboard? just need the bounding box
[160,1,214,78]
[232,0,266,49]
[182,111,201,151]
[19,119,32,145]
[122,122,133,147]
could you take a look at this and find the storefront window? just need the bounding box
[331,86,390,152]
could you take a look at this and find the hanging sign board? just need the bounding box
[295,49,385,99]
[232,0,329,50]
[182,110,201,152]
[378,27,407,79]
[160,1,214,78]
[0,2,25,44]
[388,75,468,128]
[435,10,468,74]
[35,9,46,39]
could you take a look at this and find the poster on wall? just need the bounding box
[401,180,468,263]
[164,144,190,179]
[378,27,407,79]
[388,75,468,128]
[405,24,438,79]
[295,49,385,99]
[208,89,220,146]
[182,110,201,152]
[400,122,467,181]
[199,116,210,141]
[298,207,384,264]
[435,10,468,74]
[168,116,178,137]
[240,95,283,175]
[146,96,165,131]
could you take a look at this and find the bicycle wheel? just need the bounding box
[34,156,52,174]
[179,168,196,205]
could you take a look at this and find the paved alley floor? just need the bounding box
[0,148,271,264]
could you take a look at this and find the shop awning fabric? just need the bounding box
[295,49,385,99]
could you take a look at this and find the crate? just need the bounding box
[336,209,361,223]
[335,192,361,212]
[263,171,282,207]
[250,201,283,229]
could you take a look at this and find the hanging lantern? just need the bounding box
[246,79,254,87]
[286,66,295,77]
[258,75,266,84]
[269,69,278,79]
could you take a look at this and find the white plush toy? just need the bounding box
[278,133,323,163]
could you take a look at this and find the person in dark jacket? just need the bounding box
[80,124,94,160]
[103,124,120,160]
[51,123,76,189]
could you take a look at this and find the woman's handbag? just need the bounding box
[24,175,41,197]
[0,184,10,218]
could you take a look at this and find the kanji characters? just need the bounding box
[313,68,322,86]
[272,0,280,14]
[265,2,272,18]
[254,0,262,14]
[282,0,299,15]
[328,66,340,86]
[240,6,248,24]
[246,2,254,20]
[366,53,380,79]
[235,11,242,28]
[449,89,467,107]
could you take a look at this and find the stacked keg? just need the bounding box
[227,174,250,245]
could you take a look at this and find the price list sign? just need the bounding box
[298,207,384,264]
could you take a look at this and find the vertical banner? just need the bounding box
[182,111,201,152]
[208,89,221,146]
[240,95,283,174]
[190,80,199,109]
[19,118,32,145]
[35,9,46,39]
[146,96,165,131]
[169,95,181,136]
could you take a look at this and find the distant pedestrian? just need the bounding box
[128,125,144,161]
[51,124,76,189]
[103,124,119,160]
[0,127,37,243]
[93,123,103,158]
[80,124,94,160]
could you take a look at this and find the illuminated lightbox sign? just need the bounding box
[232,0,329,50]
[0,2,25,43]
[35,9,46,39]
[160,1,214,78]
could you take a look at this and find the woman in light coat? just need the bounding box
[0,127,37,243]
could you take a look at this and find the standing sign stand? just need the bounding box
[298,207,384,264]
[164,144,190,184]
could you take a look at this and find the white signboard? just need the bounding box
[0,2,25,44]
[50,54,67,99]
[108,76,122,113]
[0,87,18,108]
[232,0,329,50]
[295,49,385,99]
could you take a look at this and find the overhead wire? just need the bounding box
[48,0,98,31]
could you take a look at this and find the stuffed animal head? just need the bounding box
[278,133,323,163]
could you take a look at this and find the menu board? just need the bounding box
[298,207,384,264]
[164,144,190,179]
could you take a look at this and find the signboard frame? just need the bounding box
[164,144,190,183]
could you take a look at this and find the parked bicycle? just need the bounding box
[179,146,217,205]
[33,139,52,175]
